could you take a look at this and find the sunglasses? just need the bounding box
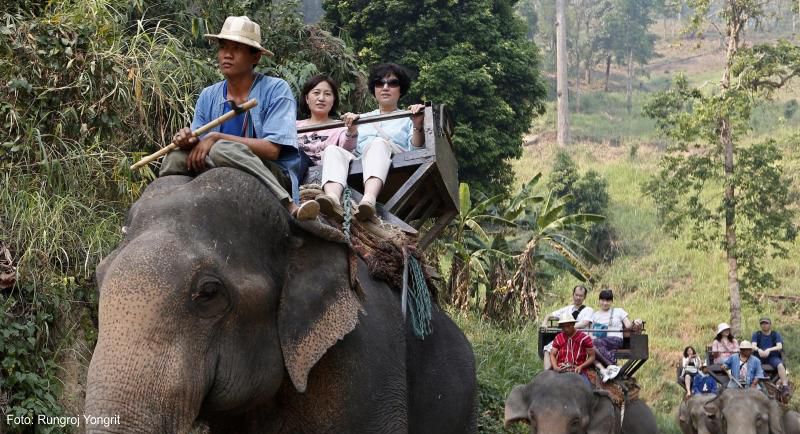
[376,78,401,88]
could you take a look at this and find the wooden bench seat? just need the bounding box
[303,103,458,249]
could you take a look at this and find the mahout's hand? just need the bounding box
[173,127,198,150]
[187,134,218,172]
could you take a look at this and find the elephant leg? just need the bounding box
[622,400,659,434]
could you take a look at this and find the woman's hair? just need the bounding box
[367,63,412,97]
[299,74,340,117]
[683,346,696,357]
[715,330,735,343]
[598,289,614,301]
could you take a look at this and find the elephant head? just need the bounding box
[702,388,785,434]
[679,394,722,434]
[85,169,363,433]
[504,370,619,434]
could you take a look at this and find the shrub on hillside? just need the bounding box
[547,152,618,260]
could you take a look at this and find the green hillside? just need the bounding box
[461,41,800,433]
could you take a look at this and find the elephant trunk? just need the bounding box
[84,345,200,434]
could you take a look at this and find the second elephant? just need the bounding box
[504,370,658,434]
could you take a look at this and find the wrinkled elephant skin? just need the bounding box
[679,394,721,434]
[504,370,658,434]
[84,168,478,434]
[702,388,786,434]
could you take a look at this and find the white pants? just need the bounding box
[320,138,402,187]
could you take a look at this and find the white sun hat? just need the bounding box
[205,16,273,56]
[739,340,754,350]
[716,322,731,336]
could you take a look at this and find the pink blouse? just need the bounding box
[711,338,739,364]
[296,119,357,165]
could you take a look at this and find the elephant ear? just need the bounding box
[588,390,618,434]
[278,226,364,393]
[768,399,785,434]
[504,384,533,428]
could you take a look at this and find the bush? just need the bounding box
[547,152,617,260]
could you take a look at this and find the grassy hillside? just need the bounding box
[464,38,800,433]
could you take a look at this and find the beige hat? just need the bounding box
[716,322,731,336]
[557,313,578,325]
[739,340,753,350]
[205,16,273,57]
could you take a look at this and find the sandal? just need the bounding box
[293,201,320,221]
[315,194,344,222]
[356,198,376,222]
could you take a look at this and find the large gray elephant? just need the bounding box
[678,394,722,434]
[84,168,477,434]
[701,388,794,434]
[504,370,658,434]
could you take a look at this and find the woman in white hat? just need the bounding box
[711,322,739,365]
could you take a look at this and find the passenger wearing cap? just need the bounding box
[549,313,595,382]
[541,285,594,370]
[751,317,789,396]
[161,16,319,220]
[722,340,764,389]
[711,322,739,364]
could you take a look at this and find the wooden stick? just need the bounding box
[296,109,418,134]
[130,99,258,170]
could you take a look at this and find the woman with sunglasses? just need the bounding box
[315,63,425,221]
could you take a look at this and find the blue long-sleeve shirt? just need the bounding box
[723,354,764,388]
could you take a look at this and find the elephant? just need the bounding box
[784,411,800,434]
[504,370,658,434]
[701,388,793,434]
[678,393,722,434]
[84,168,478,434]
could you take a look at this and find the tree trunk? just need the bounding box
[576,15,582,114]
[585,59,592,84]
[721,2,744,336]
[556,0,570,145]
[604,54,611,92]
[626,48,633,114]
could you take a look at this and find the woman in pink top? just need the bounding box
[296,75,358,164]
[711,322,739,364]
[296,75,358,221]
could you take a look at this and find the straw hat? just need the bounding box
[739,340,753,350]
[716,322,731,336]
[557,313,577,325]
[205,16,273,56]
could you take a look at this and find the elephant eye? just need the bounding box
[189,275,231,318]
[193,277,222,301]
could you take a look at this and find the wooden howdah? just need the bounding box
[303,103,459,249]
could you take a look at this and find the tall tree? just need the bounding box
[556,0,570,145]
[602,0,659,112]
[324,0,547,194]
[644,1,800,334]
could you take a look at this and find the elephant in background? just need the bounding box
[84,168,477,434]
[504,370,658,434]
[679,394,722,434]
[702,388,793,434]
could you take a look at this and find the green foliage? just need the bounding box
[323,0,547,194]
[0,0,365,426]
[439,177,602,323]
[547,152,616,260]
[643,48,799,294]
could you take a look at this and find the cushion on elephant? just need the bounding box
[298,185,436,299]
[593,373,642,408]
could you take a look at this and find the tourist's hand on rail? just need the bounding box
[342,112,359,135]
[173,127,198,150]
[408,104,425,129]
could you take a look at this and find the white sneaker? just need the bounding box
[603,365,621,383]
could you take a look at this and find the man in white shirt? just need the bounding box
[542,285,594,370]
